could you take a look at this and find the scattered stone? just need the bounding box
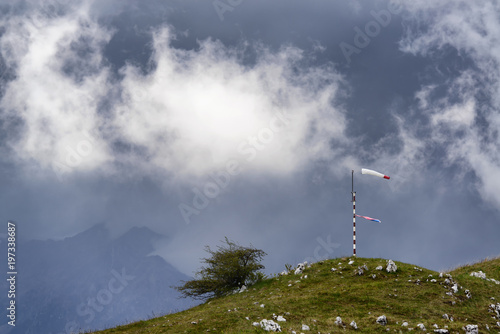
[376,265,383,270]
[331,268,337,272]
[416,323,425,331]
[433,324,438,328]
[433,329,449,333]
[260,304,265,308]
[430,279,437,283]
[350,320,358,329]
[301,324,310,331]
[470,271,486,279]
[444,278,451,285]
[245,317,250,320]
[334,316,343,326]
[276,315,286,322]
[191,321,197,324]
[372,274,377,279]
[489,303,500,319]
[464,289,472,299]
[451,283,458,293]
[402,321,408,327]
[294,262,307,275]
[386,260,397,273]
[259,319,281,332]
[348,259,355,265]
[439,273,443,278]
[252,322,259,327]
[464,324,478,334]
[442,314,449,320]
[376,315,388,325]
[239,285,247,293]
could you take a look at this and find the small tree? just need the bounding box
[175,237,266,300]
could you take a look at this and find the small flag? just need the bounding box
[361,168,390,179]
[356,214,381,223]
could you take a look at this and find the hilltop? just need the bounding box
[92,257,500,333]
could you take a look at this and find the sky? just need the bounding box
[1,0,500,277]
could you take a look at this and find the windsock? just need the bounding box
[355,214,381,223]
[361,168,390,179]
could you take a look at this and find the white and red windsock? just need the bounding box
[361,168,390,180]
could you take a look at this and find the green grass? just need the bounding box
[92,256,500,333]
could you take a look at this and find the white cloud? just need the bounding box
[0,2,349,182]
[0,1,113,179]
[396,0,500,209]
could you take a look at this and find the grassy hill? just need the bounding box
[92,256,500,333]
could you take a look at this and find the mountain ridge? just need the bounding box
[93,256,500,333]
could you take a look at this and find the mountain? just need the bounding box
[92,256,500,333]
[0,224,197,334]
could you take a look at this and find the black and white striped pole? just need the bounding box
[351,168,390,257]
[352,170,356,257]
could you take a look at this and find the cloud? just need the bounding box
[394,0,500,210]
[0,0,113,179]
[0,1,349,183]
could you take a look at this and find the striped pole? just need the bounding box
[352,170,356,257]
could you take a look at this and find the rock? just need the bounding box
[356,266,365,276]
[402,321,408,326]
[245,317,250,320]
[301,324,310,331]
[386,260,397,273]
[376,315,387,326]
[252,322,260,326]
[489,303,500,319]
[260,304,265,308]
[276,315,286,322]
[239,285,247,293]
[433,329,449,334]
[331,268,337,272]
[416,323,425,331]
[259,319,281,332]
[470,271,486,279]
[279,270,288,276]
[350,320,358,329]
[348,259,354,265]
[451,283,458,293]
[464,324,478,334]
[439,272,443,278]
[376,265,383,270]
[442,314,449,320]
[191,321,197,324]
[430,279,437,283]
[334,316,343,326]
[294,262,307,275]
[372,274,377,279]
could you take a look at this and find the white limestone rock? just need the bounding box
[464,324,478,334]
[334,316,343,326]
[301,324,310,331]
[376,265,383,270]
[260,319,281,332]
[386,260,397,273]
[294,262,307,275]
[350,320,358,329]
[376,315,387,325]
[416,323,426,331]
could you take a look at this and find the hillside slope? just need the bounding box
[93,257,500,333]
